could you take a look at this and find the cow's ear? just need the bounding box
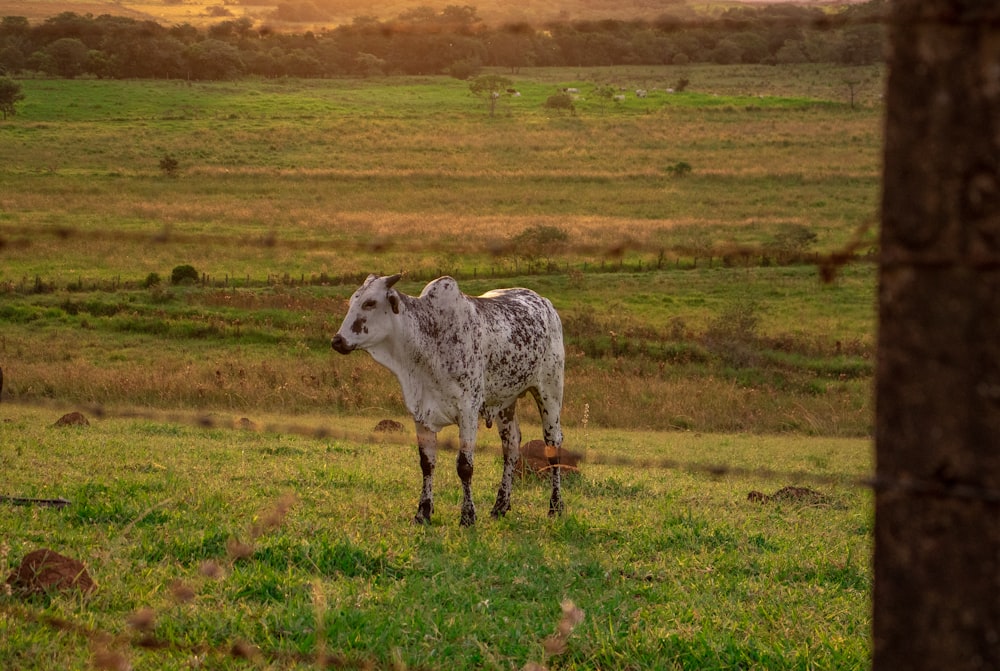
[388,292,400,314]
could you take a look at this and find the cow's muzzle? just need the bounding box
[331,334,355,354]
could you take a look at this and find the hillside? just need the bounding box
[0,0,869,30]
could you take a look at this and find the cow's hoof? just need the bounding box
[413,514,431,525]
[490,503,510,520]
[548,499,565,517]
[460,508,477,527]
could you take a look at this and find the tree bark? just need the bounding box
[875,3,1000,670]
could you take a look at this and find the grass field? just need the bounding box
[1,405,872,670]
[1,65,880,667]
[1,65,881,434]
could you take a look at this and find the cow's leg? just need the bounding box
[531,388,565,517]
[414,422,437,525]
[491,403,520,519]
[457,421,478,527]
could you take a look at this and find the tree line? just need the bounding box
[0,1,885,80]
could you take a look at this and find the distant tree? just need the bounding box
[448,58,481,80]
[469,74,513,116]
[43,37,89,77]
[0,45,26,74]
[185,39,244,79]
[709,39,742,65]
[354,52,386,78]
[0,77,24,120]
[489,27,537,73]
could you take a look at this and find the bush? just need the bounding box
[510,224,569,263]
[666,161,692,178]
[159,154,180,177]
[704,298,762,367]
[143,272,162,288]
[544,92,574,113]
[170,264,199,285]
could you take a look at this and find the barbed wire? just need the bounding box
[0,219,877,292]
[8,396,999,505]
[6,395,997,507]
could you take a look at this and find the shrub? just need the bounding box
[143,272,162,288]
[171,264,199,285]
[768,223,818,262]
[510,224,569,263]
[666,161,692,178]
[159,154,180,177]
[544,92,574,113]
[704,298,762,367]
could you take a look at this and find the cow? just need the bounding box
[331,274,566,526]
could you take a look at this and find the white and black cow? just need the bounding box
[331,274,565,526]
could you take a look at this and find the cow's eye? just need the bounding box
[361,299,377,310]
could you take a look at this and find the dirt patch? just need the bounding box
[53,411,89,427]
[374,419,405,433]
[747,486,831,506]
[237,417,258,430]
[6,548,96,596]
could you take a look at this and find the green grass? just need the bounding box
[1,67,877,666]
[0,405,872,670]
[0,263,875,435]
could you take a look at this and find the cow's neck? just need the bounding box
[364,310,435,410]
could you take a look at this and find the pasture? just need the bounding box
[1,65,880,667]
[1,405,872,669]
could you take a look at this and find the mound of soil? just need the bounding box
[373,419,405,433]
[6,549,96,596]
[748,486,831,506]
[53,412,89,427]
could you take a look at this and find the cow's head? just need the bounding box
[331,273,402,354]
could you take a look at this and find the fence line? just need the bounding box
[8,396,997,507]
[0,219,876,293]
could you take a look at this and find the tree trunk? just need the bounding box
[874,3,1000,670]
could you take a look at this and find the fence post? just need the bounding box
[874,3,1000,669]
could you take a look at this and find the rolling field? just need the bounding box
[1,65,880,668]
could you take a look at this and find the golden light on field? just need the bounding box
[0,0,872,31]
